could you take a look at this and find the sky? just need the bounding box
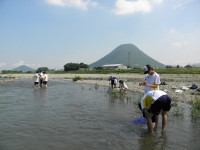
[0,0,200,70]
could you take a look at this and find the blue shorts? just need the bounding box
[150,95,172,115]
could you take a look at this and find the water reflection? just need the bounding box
[138,132,168,150]
[33,87,48,100]
[108,92,134,106]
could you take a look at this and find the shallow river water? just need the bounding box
[0,79,199,150]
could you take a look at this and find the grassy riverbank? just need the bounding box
[1,68,200,74]
[47,68,200,74]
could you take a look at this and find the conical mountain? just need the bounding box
[90,44,165,69]
[12,65,35,72]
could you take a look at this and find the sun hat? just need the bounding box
[144,64,153,74]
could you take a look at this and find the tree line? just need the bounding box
[64,63,89,71]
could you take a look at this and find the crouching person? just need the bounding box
[109,76,118,89]
[139,90,172,133]
[119,80,128,93]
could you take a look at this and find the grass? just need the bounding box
[171,105,185,117]
[55,68,200,74]
[72,76,82,82]
[95,83,99,90]
[107,87,127,97]
[2,68,200,75]
[190,97,200,122]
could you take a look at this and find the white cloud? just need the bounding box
[173,0,195,9]
[45,0,65,6]
[112,0,163,15]
[0,63,6,68]
[151,0,163,4]
[45,0,98,10]
[173,41,190,48]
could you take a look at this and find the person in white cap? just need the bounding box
[139,64,161,94]
[139,64,161,128]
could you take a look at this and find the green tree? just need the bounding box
[184,65,192,68]
[64,63,89,71]
[64,63,80,71]
[80,63,89,69]
[36,67,49,72]
[93,66,103,70]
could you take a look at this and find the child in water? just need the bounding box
[119,80,128,93]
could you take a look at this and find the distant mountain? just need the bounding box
[192,63,200,67]
[90,44,166,69]
[12,65,35,72]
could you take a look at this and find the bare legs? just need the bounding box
[161,110,167,132]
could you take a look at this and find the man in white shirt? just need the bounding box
[33,71,39,88]
[139,64,161,94]
[43,71,48,88]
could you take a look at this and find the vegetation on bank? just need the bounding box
[64,63,89,71]
[72,76,82,82]
[2,68,200,74]
[190,97,200,122]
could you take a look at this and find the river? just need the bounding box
[0,79,199,150]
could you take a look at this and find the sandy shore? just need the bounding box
[0,73,200,102]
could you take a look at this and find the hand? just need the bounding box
[139,82,144,86]
[144,109,153,118]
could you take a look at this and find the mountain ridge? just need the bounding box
[12,65,35,72]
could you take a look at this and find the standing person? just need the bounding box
[139,64,161,94]
[139,65,161,128]
[109,76,118,88]
[33,71,39,88]
[39,71,44,87]
[119,80,128,93]
[139,90,172,133]
[43,71,48,88]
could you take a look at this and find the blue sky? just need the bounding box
[0,0,200,70]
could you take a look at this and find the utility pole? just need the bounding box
[128,50,130,68]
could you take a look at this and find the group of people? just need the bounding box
[109,64,172,133]
[109,76,128,92]
[33,71,48,88]
[32,65,171,133]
